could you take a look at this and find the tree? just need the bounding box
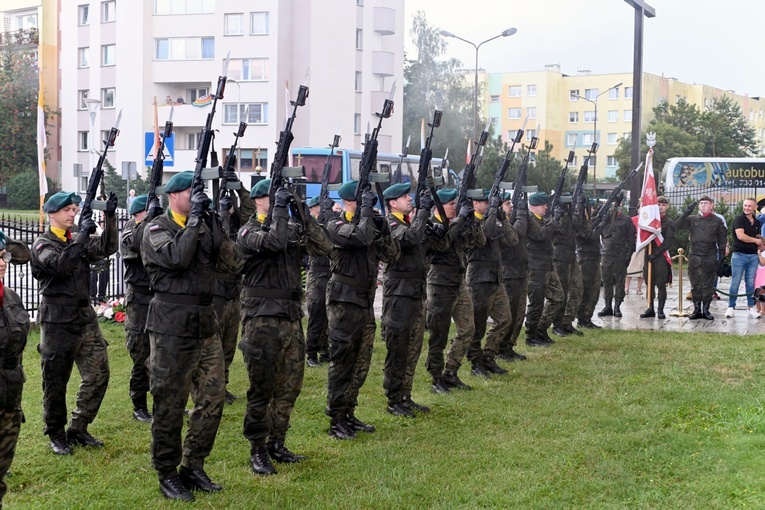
[614,122,704,181]
[403,11,473,167]
[6,170,57,209]
[702,96,757,157]
[102,160,149,208]
[652,98,702,135]
[527,141,568,194]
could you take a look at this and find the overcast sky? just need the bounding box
[405,0,765,98]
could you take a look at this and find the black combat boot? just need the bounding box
[224,390,238,405]
[539,329,556,345]
[250,446,278,475]
[387,401,415,418]
[598,300,613,317]
[443,369,472,390]
[657,299,666,319]
[49,433,73,456]
[613,301,623,318]
[132,394,153,423]
[306,354,321,368]
[267,442,306,463]
[640,301,655,319]
[562,324,584,336]
[159,475,194,501]
[66,427,104,448]
[551,325,570,337]
[702,301,714,320]
[689,301,703,320]
[403,396,431,414]
[346,410,376,433]
[482,356,508,375]
[506,348,527,361]
[431,377,451,394]
[470,361,491,378]
[328,419,356,440]
[179,466,223,492]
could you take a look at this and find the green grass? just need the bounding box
[7,322,765,508]
[0,210,44,220]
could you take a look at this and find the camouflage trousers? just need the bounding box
[326,301,370,419]
[554,260,583,327]
[149,331,225,480]
[39,320,110,437]
[501,277,527,350]
[467,282,512,361]
[425,283,475,379]
[689,253,717,302]
[643,257,670,302]
[601,256,629,303]
[346,306,377,411]
[240,316,304,448]
[382,295,424,405]
[213,297,241,384]
[305,272,330,358]
[526,269,564,335]
[125,301,150,401]
[0,408,23,506]
[577,258,602,322]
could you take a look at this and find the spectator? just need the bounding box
[176,96,185,104]
[754,244,765,316]
[127,189,136,209]
[726,198,763,318]
[165,95,173,105]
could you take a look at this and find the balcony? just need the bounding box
[158,103,208,128]
[0,28,39,48]
[373,7,396,35]
[371,51,394,77]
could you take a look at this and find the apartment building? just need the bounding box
[60,0,404,193]
[480,65,765,180]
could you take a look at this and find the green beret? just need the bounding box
[383,183,412,200]
[528,191,549,206]
[43,191,82,213]
[338,180,358,201]
[470,189,490,201]
[250,178,271,199]
[164,171,194,193]
[436,188,457,204]
[129,194,148,215]
[501,191,512,202]
[306,196,320,208]
[0,231,6,251]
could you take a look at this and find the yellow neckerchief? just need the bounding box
[474,211,484,220]
[434,213,443,223]
[169,209,187,228]
[533,213,543,219]
[257,213,267,223]
[51,227,68,243]
[344,211,354,222]
[392,212,405,223]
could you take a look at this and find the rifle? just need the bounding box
[262,83,309,230]
[510,131,540,223]
[488,118,528,203]
[318,132,342,224]
[572,142,598,210]
[146,106,173,216]
[354,82,395,224]
[457,118,491,215]
[594,161,644,225]
[80,109,122,229]
[547,150,576,216]
[415,110,442,209]
[391,135,410,185]
[217,116,248,210]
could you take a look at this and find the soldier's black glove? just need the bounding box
[489,195,502,211]
[146,198,163,220]
[419,188,434,212]
[717,252,726,269]
[362,190,377,209]
[518,198,528,212]
[190,185,210,218]
[428,221,446,239]
[647,251,661,262]
[322,197,336,213]
[274,187,292,208]
[373,214,390,235]
[458,203,473,221]
[553,205,565,221]
[225,168,240,189]
[577,193,587,205]
[106,192,118,217]
[77,213,96,242]
[684,201,698,216]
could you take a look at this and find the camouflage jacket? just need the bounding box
[427,215,484,288]
[215,187,255,300]
[468,207,519,285]
[600,211,636,259]
[526,213,558,272]
[501,209,533,280]
[120,217,152,305]
[382,208,429,299]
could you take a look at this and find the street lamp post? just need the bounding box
[574,82,622,188]
[83,98,101,175]
[439,27,517,143]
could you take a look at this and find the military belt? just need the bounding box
[430,264,465,275]
[41,296,90,307]
[1,356,19,369]
[331,273,369,290]
[469,261,500,269]
[243,287,302,301]
[215,272,240,282]
[129,285,152,297]
[309,264,331,272]
[154,292,213,306]
[386,270,425,279]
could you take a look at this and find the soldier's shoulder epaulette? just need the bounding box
[148,224,162,232]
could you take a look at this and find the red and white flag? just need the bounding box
[636,148,670,263]
[37,72,48,196]
[466,138,472,165]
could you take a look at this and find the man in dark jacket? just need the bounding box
[305,195,333,367]
[551,195,585,337]
[640,196,675,319]
[598,194,636,318]
[576,198,604,329]
[31,191,117,456]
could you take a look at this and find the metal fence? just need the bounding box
[663,185,757,209]
[0,212,132,314]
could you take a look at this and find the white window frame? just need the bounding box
[584,111,596,123]
[224,13,244,36]
[584,88,599,100]
[625,87,634,99]
[155,0,215,15]
[355,72,362,92]
[78,132,89,151]
[567,133,578,146]
[78,4,89,25]
[78,47,89,68]
[607,133,618,145]
[608,110,618,122]
[526,129,536,141]
[101,87,115,108]
[155,37,215,60]
[569,90,579,101]
[607,156,618,167]
[354,114,361,135]
[582,133,594,145]
[508,85,522,97]
[527,84,537,97]
[569,112,579,123]
[624,110,633,122]
[508,107,521,120]
[101,1,116,23]
[507,130,518,141]
[568,155,577,168]
[609,88,619,100]
[356,29,363,50]
[78,90,89,110]
[101,44,115,66]
[527,107,537,119]
[250,12,270,35]
[229,58,269,81]
[223,103,268,125]
[490,94,500,103]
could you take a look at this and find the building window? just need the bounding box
[224,148,268,171]
[229,58,269,81]
[607,156,617,167]
[155,37,215,60]
[224,13,243,35]
[187,132,199,151]
[526,129,536,141]
[356,29,363,50]
[567,133,578,146]
[527,84,537,97]
[188,87,209,101]
[625,87,633,99]
[78,132,89,151]
[609,87,619,100]
[624,110,633,122]
[102,1,116,22]
[583,133,594,145]
[623,132,630,139]
[155,0,215,15]
[356,0,364,5]
[13,12,38,30]
[78,47,89,68]
[101,44,116,66]
[223,103,268,124]
[355,72,362,92]
[584,88,599,100]
[78,4,89,25]
[100,130,110,146]
[250,12,269,34]
[589,156,597,167]
[607,133,618,145]
[608,110,618,122]
[568,155,577,168]
[584,111,596,123]
[569,112,579,123]
[101,88,115,108]
[354,114,361,134]
[527,107,537,119]
[508,86,522,97]
[490,95,500,103]
[570,90,579,101]
[508,108,521,119]
[78,90,89,110]
[507,130,518,141]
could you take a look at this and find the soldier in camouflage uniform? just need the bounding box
[640,196,675,320]
[673,196,727,320]
[305,196,333,367]
[325,181,399,439]
[425,188,483,394]
[31,191,117,456]
[552,194,586,337]
[120,194,153,422]
[498,194,532,361]
[466,190,517,377]
[576,198,604,329]
[0,232,31,508]
[236,179,331,475]
[598,194,636,319]
[141,172,238,501]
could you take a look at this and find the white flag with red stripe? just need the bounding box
[636,148,668,263]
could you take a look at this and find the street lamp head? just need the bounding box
[438,29,455,38]
[83,98,101,114]
[611,82,623,89]
[501,27,518,37]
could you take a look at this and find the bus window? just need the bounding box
[379,163,391,175]
[300,155,342,184]
[350,155,362,180]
